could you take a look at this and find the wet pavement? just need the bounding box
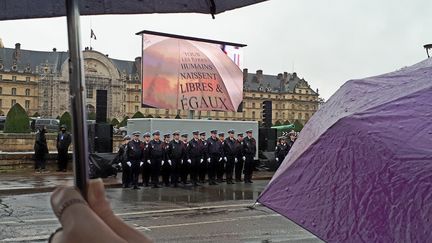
[0,180,322,242]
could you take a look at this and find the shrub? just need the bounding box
[4,103,30,133]
[59,112,72,131]
[119,116,129,127]
[132,111,145,118]
[293,120,304,132]
[111,118,120,127]
[87,111,96,120]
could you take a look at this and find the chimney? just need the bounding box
[292,72,297,79]
[243,68,248,82]
[52,48,57,52]
[283,72,288,80]
[256,70,263,82]
[15,43,21,50]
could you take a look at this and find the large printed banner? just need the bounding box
[140,32,245,112]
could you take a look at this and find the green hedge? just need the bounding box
[132,111,145,118]
[4,103,30,133]
[60,112,72,131]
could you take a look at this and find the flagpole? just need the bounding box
[89,18,92,49]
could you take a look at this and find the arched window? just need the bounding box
[298,113,302,119]
[0,87,2,95]
[11,88,17,95]
[291,104,295,109]
[25,89,30,96]
[252,111,256,119]
[135,95,139,102]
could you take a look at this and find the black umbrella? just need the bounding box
[0,0,267,198]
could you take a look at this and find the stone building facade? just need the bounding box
[0,44,320,125]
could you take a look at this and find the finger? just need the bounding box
[50,186,126,243]
[87,179,152,243]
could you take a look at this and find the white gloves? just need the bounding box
[242,156,246,161]
[207,158,211,162]
[140,162,144,166]
[224,157,227,162]
[187,159,192,164]
[147,160,151,164]
[200,159,204,163]
[276,158,279,162]
[127,161,131,167]
[219,157,223,162]
[168,160,172,165]
[162,160,165,165]
[234,158,238,163]
[118,162,122,167]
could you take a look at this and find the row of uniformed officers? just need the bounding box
[117,129,257,189]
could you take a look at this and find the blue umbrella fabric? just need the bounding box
[258,58,432,243]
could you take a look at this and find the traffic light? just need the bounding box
[262,100,272,127]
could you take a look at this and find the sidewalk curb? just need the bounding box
[0,176,273,196]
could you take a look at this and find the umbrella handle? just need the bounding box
[66,0,89,200]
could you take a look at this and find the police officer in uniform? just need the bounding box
[141,132,152,187]
[198,131,208,183]
[217,132,226,183]
[275,136,289,167]
[207,130,223,185]
[288,131,297,149]
[118,135,131,188]
[234,133,245,182]
[161,133,172,186]
[126,131,144,189]
[180,133,190,184]
[167,131,185,187]
[243,129,257,183]
[148,130,164,188]
[223,129,237,184]
[187,130,202,186]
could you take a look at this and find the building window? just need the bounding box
[0,75,2,81]
[25,100,30,109]
[0,99,2,108]
[26,77,30,82]
[305,113,310,119]
[123,105,126,112]
[298,113,302,119]
[275,112,279,119]
[292,104,295,109]
[135,85,139,90]
[299,96,302,100]
[252,102,256,108]
[11,88,17,95]
[25,89,30,96]
[313,105,316,110]
[0,87,2,95]
[43,101,48,109]
[299,90,302,94]
[282,112,285,119]
[135,95,139,102]
[268,95,271,98]
[252,111,256,119]
[12,76,16,81]
[135,105,139,112]
[11,99,16,107]
[306,90,309,94]
[43,89,48,97]
[86,87,93,98]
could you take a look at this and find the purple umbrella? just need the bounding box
[258,58,432,242]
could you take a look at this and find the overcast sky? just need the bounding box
[1,0,431,99]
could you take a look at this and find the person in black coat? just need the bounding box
[243,129,257,183]
[141,132,152,187]
[180,133,190,184]
[56,125,72,172]
[118,135,131,188]
[275,136,289,168]
[234,133,245,182]
[34,126,49,173]
[198,132,208,184]
[206,130,223,185]
[187,130,203,186]
[223,129,237,184]
[148,130,165,188]
[167,131,185,187]
[126,131,144,189]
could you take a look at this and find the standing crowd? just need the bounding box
[274,132,297,168]
[117,129,257,189]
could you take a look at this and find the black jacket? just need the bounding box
[167,140,185,160]
[275,143,289,160]
[243,136,257,156]
[34,131,48,158]
[148,139,165,160]
[207,137,223,157]
[187,138,203,159]
[223,137,237,157]
[56,131,72,151]
[126,140,144,162]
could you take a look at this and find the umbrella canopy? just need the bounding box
[258,58,432,242]
[0,0,267,20]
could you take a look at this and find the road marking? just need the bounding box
[0,203,255,225]
[136,214,280,230]
[0,214,281,242]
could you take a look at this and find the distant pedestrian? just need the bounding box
[34,126,49,173]
[118,135,131,188]
[275,136,289,167]
[126,131,144,189]
[56,125,71,172]
[223,129,236,184]
[243,129,257,183]
[234,133,245,182]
